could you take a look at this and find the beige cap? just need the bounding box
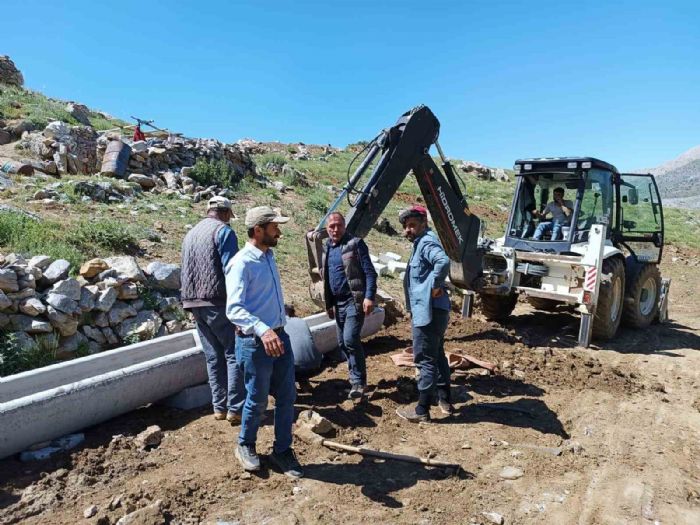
[245,206,290,228]
[207,195,232,211]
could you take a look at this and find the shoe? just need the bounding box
[226,412,242,425]
[396,405,430,423]
[213,411,226,421]
[438,399,455,416]
[235,444,261,472]
[348,384,365,400]
[269,448,304,479]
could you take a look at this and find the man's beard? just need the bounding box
[262,232,279,247]
[405,232,416,242]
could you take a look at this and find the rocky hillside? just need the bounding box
[646,144,700,209]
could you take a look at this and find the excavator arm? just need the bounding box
[305,105,482,306]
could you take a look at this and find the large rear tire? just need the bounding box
[622,264,661,328]
[479,293,517,321]
[527,297,560,311]
[592,257,625,340]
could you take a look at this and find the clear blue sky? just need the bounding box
[4,0,699,170]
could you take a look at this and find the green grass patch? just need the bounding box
[0,212,143,269]
[0,332,58,377]
[0,83,127,130]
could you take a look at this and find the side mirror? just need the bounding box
[628,188,639,205]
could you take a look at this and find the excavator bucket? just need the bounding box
[305,229,328,308]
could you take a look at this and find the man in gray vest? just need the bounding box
[322,212,377,399]
[181,196,245,423]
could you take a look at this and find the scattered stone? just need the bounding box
[19,433,84,462]
[50,278,81,301]
[45,293,80,315]
[80,258,109,279]
[115,500,163,525]
[19,297,46,316]
[109,301,138,325]
[42,259,71,284]
[297,409,334,435]
[95,287,118,312]
[128,173,156,188]
[117,310,162,340]
[135,425,163,449]
[0,269,19,293]
[0,290,12,310]
[109,494,124,510]
[145,262,181,290]
[46,306,79,336]
[105,256,145,282]
[118,282,139,300]
[27,255,53,270]
[482,511,505,525]
[499,466,523,480]
[83,505,98,518]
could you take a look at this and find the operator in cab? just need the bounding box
[532,187,573,241]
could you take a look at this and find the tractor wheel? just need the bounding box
[479,293,517,321]
[622,264,661,328]
[527,297,560,311]
[592,257,625,340]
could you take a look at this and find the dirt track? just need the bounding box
[1,255,699,525]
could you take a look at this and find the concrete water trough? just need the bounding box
[0,309,385,459]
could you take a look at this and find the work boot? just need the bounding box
[396,404,430,423]
[213,411,226,421]
[438,399,455,416]
[235,444,261,472]
[348,384,365,400]
[269,448,304,479]
[226,412,242,425]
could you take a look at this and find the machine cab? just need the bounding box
[505,157,617,252]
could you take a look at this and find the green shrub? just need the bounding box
[0,212,141,269]
[67,219,141,253]
[305,188,330,214]
[0,332,58,377]
[190,158,241,188]
[259,153,287,169]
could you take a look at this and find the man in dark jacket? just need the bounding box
[181,196,245,423]
[396,205,453,422]
[323,212,377,399]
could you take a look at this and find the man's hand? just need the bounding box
[431,287,444,298]
[260,329,285,357]
[326,308,335,320]
[363,298,374,316]
[561,204,571,216]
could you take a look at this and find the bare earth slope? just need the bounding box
[1,252,698,525]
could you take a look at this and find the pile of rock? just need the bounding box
[0,253,189,358]
[15,120,98,175]
[0,55,23,87]
[458,160,509,182]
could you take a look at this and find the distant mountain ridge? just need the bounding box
[642,144,700,209]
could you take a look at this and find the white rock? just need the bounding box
[104,256,145,282]
[499,466,523,480]
[482,511,504,524]
[379,251,402,263]
[19,297,46,316]
[387,260,407,274]
[83,505,98,518]
[50,278,81,300]
[373,263,389,276]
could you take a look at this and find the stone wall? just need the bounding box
[0,253,189,359]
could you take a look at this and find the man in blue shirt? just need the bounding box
[396,205,454,423]
[181,196,245,424]
[322,212,377,399]
[226,206,303,478]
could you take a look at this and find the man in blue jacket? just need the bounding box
[322,212,378,399]
[396,205,454,422]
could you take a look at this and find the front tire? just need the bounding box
[623,264,661,328]
[479,293,517,321]
[592,257,625,340]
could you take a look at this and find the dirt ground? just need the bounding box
[1,253,699,525]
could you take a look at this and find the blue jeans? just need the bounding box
[237,330,296,454]
[533,221,563,241]
[191,306,245,415]
[334,298,366,386]
[412,308,451,404]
